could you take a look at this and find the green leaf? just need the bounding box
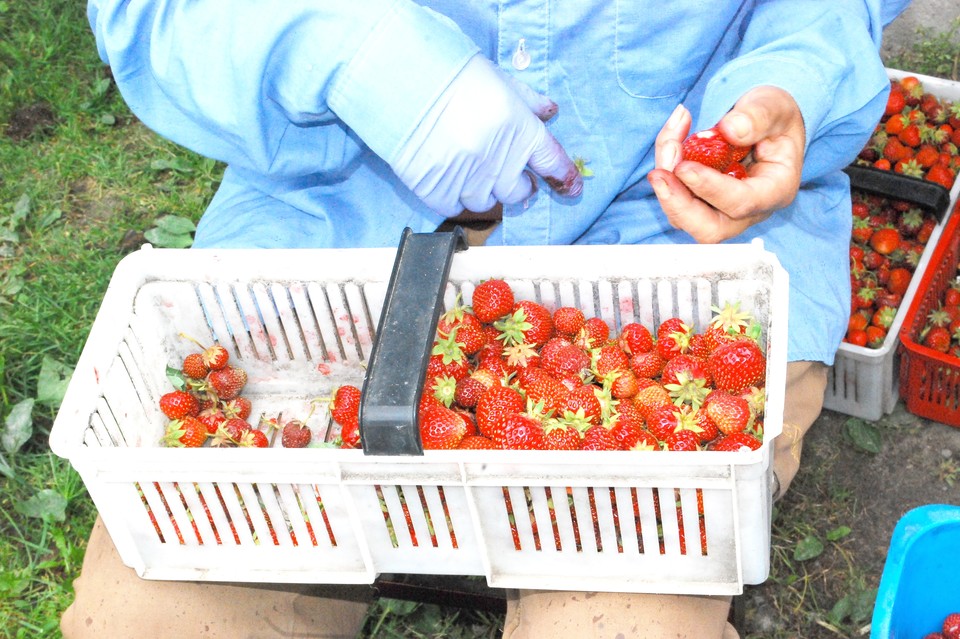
[793,534,824,561]
[0,451,13,479]
[11,193,30,225]
[827,525,851,541]
[150,158,193,173]
[36,356,73,406]
[2,398,34,454]
[154,215,197,235]
[17,489,68,522]
[826,593,852,626]
[144,226,194,248]
[99,113,116,126]
[844,418,882,454]
[37,207,62,230]
[166,365,186,391]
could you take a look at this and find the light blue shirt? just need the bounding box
[87,0,911,364]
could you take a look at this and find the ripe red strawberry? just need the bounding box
[222,396,252,420]
[197,407,226,435]
[239,429,270,448]
[158,390,199,420]
[438,305,487,356]
[576,316,611,349]
[632,382,673,422]
[560,385,603,425]
[541,340,591,380]
[656,317,692,361]
[943,612,960,639]
[519,368,569,416]
[162,416,207,448]
[542,420,583,450]
[427,332,471,382]
[680,127,735,171]
[339,419,361,449]
[455,368,498,409]
[663,429,700,451]
[630,350,665,379]
[201,344,230,371]
[592,343,630,378]
[711,432,762,451]
[207,365,247,400]
[501,412,546,450]
[869,227,901,255]
[457,435,498,449]
[497,300,555,348]
[707,338,766,393]
[471,279,515,323]
[704,390,754,435]
[923,325,952,353]
[724,161,748,180]
[609,369,640,399]
[281,419,313,448]
[181,352,208,380]
[552,306,585,337]
[926,162,956,189]
[475,384,525,445]
[885,86,906,116]
[419,405,468,450]
[330,384,362,427]
[210,417,252,447]
[580,423,619,450]
[618,322,654,355]
[645,404,682,441]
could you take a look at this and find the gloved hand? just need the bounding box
[391,55,583,217]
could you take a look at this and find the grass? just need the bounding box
[1,3,958,638]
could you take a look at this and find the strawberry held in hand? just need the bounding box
[680,126,752,178]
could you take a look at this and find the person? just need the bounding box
[62,1,912,637]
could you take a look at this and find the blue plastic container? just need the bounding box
[871,504,960,638]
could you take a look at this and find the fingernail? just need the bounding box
[662,142,678,171]
[667,103,685,130]
[651,177,671,201]
[728,113,750,139]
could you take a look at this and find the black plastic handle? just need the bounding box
[358,227,467,455]
[845,165,951,221]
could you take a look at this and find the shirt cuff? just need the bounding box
[328,2,479,163]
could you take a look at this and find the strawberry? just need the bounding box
[943,612,960,639]
[552,307,585,337]
[542,420,583,450]
[560,385,603,425]
[162,416,207,448]
[645,404,683,441]
[580,423,619,450]
[704,390,754,435]
[454,368,498,409]
[518,368,569,416]
[707,338,766,393]
[471,279,515,323]
[475,384,525,446]
[575,316,610,349]
[680,126,736,171]
[608,369,640,399]
[723,161,748,180]
[656,317,692,360]
[181,352,208,380]
[207,365,247,400]
[501,412,546,450]
[618,322,654,355]
[210,417,251,447]
[869,227,901,255]
[884,86,906,116]
[926,162,956,189]
[711,432,762,451]
[222,396,252,420]
[239,429,270,448]
[629,350,665,379]
[457,435,498,449]
[330,384,361,428]
[419,405,468,450]
[281,419,312,448]
[339,419,361,449]
[197,407,226,435]
[923,325,952,353]
[663,429,700,451]
[158,390,199,420]
[592,343,630,378]
[496,300,555,349]
[632,382,673,422]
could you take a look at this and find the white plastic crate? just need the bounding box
[823,69,960,421]
[50,239,788,595]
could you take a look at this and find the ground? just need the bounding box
[743,403,960,637]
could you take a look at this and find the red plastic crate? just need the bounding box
[899,201,960,427]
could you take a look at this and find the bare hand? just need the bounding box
[647,86,806,243]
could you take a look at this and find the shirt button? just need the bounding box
[512,38,531,70]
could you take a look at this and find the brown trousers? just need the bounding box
[61,362,827,639]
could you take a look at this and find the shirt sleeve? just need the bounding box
[695,0,913,180]
[86,0,479,176]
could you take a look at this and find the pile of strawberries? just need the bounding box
[855,75,960,190]
[344,279,771,453]
[845,190,939,348]
[914,260,960,356]
[157,336,322,449]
